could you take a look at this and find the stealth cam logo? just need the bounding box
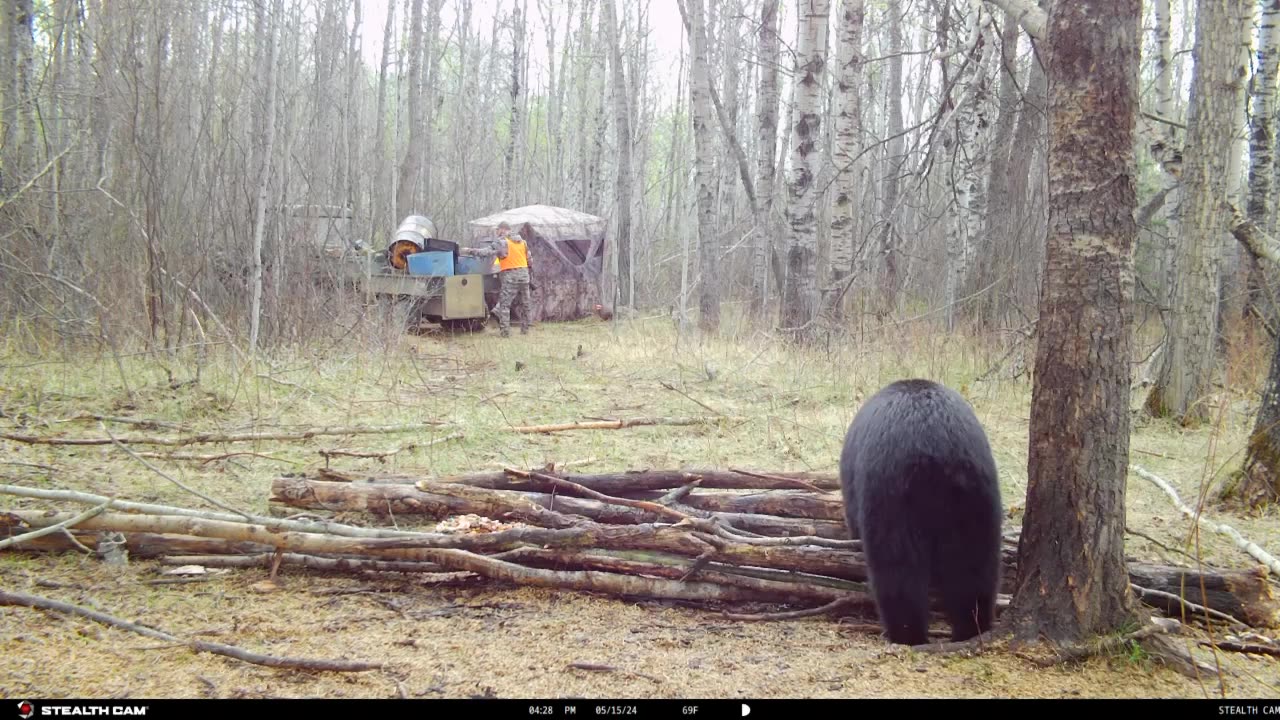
[17,702,34,720]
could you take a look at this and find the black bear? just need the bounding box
[839,378,1003,646]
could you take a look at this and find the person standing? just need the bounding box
[464,222,535,337]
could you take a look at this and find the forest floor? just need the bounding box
[1,308,1278,699]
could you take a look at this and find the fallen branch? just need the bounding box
[341,466,838,493]
[505,467,693,524]
[3,508,859,583]
[628,488,843,520]
[509,416,746,433]
[1129,583,1249,629]
[319,433,463,463]
[158,553,451,575]
[494,546,862,604]
[272,476,849,540]
[0,590,384,672]
[1131,464,1280,578]
[0,483,445,540]
[102,421,252,520]
[62,412,188,430]
[1125,561,1279,629]
[0,498,113,551]
[1198,638,1280,658]
[726,468,837,491]
[8,530,275,557]
[3,509,503,558]
[566,662,662,684]
[0,421,448,447]
[133,451,300,465]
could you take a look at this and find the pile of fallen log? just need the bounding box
[3,464,1277,633]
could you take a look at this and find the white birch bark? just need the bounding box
[249,0,281,353]
[827,0,865,310]
[1245,0,1280,324]
[780,0,830,341]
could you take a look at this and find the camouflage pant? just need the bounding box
[494,267,531,335]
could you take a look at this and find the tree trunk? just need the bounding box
[780,0,830,343]
[1153,0,1183,322]
[248,0,281,354]
[1004,10,1049,318]
[877,0,904,314]
[1244,0,1280,329]
[420,0,445,210]
[1007,0,1140,643]
[1232,328,1280,506]
[394,0,424,219]
[677,0,720,332]
[974,10,1022,329]
[826,0,865,315]
[752,0,781,318]
[372,0,395,239]
[601,0,632,307]
[944,6,994,332]
[1144,0,1252,425]
[503,1,526,208]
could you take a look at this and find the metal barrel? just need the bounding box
[394,228,425,246]
[398,215,438,241]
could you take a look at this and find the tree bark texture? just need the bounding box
[780,0,830,342]
[1150,0,1184,330]
[602,0,633,307]
[268,476,849,539]
[678,0,720,332]
[394,0,424,220]
[945,7,994,332]
[971,9,1022,328]
[1145,0,1253,424]
[1236,329,1280,506]
[1009,0,1141,643]
[826,0,865,308]
[503,1,526,208]
[752,0,781,318]
[1244,0,1280,327]
[877,0,905,313]
[248,0,280,353]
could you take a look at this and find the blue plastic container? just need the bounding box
[457,256,497,275]
[407,251,454,276]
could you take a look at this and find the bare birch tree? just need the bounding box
[675,0,721,332]
[249,0,281,354]
[752,0,782,318]
[780,0,830,342]
[827,0,865,316]
[602,0,633,307]
[1243,0,1280,327]
[395,0,425,219]
[877,0,906,314]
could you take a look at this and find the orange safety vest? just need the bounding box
[498,237,529,271]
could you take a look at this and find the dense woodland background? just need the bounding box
[0,0,1274,429]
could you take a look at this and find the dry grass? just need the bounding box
[2,310,1279,699]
